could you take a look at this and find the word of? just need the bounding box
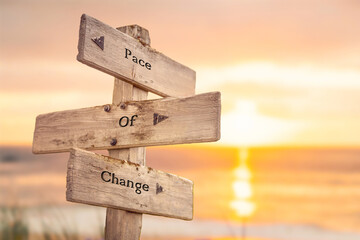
[125,48,152,70]
[119,115,138,127]
[101,171,149,194]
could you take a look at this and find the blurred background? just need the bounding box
[1,0,360,239]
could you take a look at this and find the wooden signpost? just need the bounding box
[32,14,221,240]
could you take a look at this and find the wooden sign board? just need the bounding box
[67,148,193,220]
[33,92,221,154]
[77,14,196,98]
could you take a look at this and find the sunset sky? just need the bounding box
[1,0,360,147]
[2,3,360,238]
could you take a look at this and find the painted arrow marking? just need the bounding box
[156,183,164,194]
[92,36,104,50]
[153,113,169,125]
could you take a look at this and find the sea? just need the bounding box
[1,145,360,240]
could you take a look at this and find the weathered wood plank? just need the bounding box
[66,148,193,220]
[33,92,221,154]
[77,14,196,97]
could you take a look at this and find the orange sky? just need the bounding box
[1,0,360,147]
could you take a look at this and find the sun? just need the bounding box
[221,99,298,146]
[231,148,255,218]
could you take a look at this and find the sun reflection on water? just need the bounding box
[231,148,256,218]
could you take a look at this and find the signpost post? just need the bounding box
[32,14,221,240]
[107,25,149,240]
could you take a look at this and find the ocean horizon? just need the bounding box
[1,145,360,240]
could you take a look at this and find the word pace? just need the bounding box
[101,171,149,194]
[125,48,152,70]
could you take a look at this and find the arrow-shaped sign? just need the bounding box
[67,148,193,220]
[77,14,195,98]
[33,92,221,154]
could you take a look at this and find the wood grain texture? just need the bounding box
[105,209,142,240]
[77,14,196,98]
[116,25,151,47]
[66,148,194,220]
[106,79,147,240]
[106,80,147,240]
[33,92,221,154]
